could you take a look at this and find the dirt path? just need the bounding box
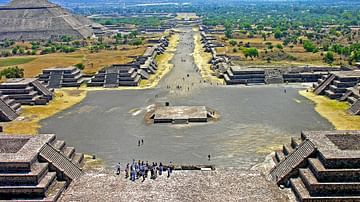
[158,27,210,98]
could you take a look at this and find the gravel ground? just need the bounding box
[60,169,291,202]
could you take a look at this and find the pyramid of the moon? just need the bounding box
[0,0,95,40]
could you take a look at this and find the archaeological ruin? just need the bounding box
[0,94,21,122]
[0,78,53,105]
[0,134,84,201]
[38,67,85,88]
[88,38,169,88]
[270,130,360,201]
[0,0,105,40]
[148,105,217,124]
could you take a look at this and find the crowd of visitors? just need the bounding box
[115,160,175,182]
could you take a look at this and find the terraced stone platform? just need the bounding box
[38,67,85,88]
[313,70,360,99]
[88,38,169,88]
[0,134,84,201]
[270,130,360,201]
[0,78,53,105]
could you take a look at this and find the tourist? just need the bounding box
[125,163,129,178]
[131,169,136,181]
[138,140,141,147]
[159,162,163,175]
[115,162,121,175]
[169,161,173,173]
[167,166,171,178]
[141,139,144,145]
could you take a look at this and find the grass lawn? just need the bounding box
[0,57,36,67]
[3,89,87,135]
[0,46,146,77]
[299,90,360,130]
[193,30,224,84]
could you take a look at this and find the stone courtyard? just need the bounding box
[60,169,290,202]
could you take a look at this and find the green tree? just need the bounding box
[0,66,24,78]
[243,48,259,59]
[303,40,317,52]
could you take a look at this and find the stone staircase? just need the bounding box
[0,95,20,121]
[265,69,284,84]
[270,139,316,185]
[39,143,83,182]
[314,74,335,95]
[32,80,53,99]
[271,131,360,201]
[104,71,119,88]
[349,99,360,115]
[48,72,63,88]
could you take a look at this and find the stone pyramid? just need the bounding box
[0,0,95,40]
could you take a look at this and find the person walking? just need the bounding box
[167,166,171,178]
[115,162,121,175]
[125,163,129,178]
[208,154,211,161]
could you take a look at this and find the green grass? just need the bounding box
[0,57,36,67]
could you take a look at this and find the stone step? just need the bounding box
[300,168,360,196]
[309,158,360,182]
[71,153,84,167]
[43,180,67,202]
[290,178,360,202]
[275,151,285,164]
[63,147,75,159]
[0,163,48,186]
[283,144,294,156]
[0,172,56,198]
[291,137,302,149]
[51,140,66,151]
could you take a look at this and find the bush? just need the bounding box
[0,66,24,78]
[229,40,237,46]
[75,63,85,70]
[303,40,317,52]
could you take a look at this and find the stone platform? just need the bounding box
[0,78,53,105]
[38,67,85,88]
[270,130,360,201]
[150,105,216,124]
[0,134,84,201]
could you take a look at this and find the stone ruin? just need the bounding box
[0,78,53,105]
[38,67,85,88]
[0,134,84,201]
[88,38,169,88]
[340,84,360,115]
[270,130,360,201]
[146,103,217,124]
[314,70,360,115]
[0,93,21,122]
[0,0,99,40]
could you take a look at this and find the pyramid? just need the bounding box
[0,0,95,40]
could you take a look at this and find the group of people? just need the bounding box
[115,160,174,182]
